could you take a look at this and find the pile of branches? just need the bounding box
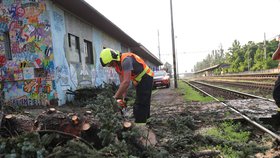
[0,83,162,157]
[0,83,266,157]
[67,82,135,107]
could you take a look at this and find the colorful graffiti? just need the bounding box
[55,64,69,86]
[0,0,57,106]
[53,11,63,31]
[95,65,119,85]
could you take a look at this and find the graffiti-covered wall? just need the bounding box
[48,2,70,105]
[63,12,121,88]
[0,0,57,106]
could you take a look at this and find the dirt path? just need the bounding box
[151,88,186,118]
[150,87,229,126]
[150,87,280,158]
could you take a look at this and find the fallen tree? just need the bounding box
[0,83,160,157]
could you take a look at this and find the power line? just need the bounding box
[266,34,280,41]
[160,50,212,56]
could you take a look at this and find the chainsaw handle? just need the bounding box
[116,99,126,108]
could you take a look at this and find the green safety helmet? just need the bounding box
[99,48,120,67]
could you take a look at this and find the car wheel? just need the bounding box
[166,83,170,88]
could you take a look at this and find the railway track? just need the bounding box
[199,80,274,91]
[190,80,275,100]
[183,80,280,141]
[194,72,278,92]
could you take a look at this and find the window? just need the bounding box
[84,40,94,64]
[0,31,12,60]
[68,33,80,62]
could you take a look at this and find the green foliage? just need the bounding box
[85,83,161,157]
[194,48,226,72]
[194,38,279,73]
[84,83,127,147]
[177,80,214,102]
[149,114,198,154]
[0,83,159,157]
[0,132,48,157]
[201,120,268,157]
[214,145,240,158]
[206,121,250,143]
[50,140,98,157]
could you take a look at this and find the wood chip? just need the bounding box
[123,121,132,128]
[72,115,79,125]
[5,114,14,119]
[82,123,91,131]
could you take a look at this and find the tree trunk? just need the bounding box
[2,114,34,136]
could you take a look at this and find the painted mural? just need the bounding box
[0,0,57,106]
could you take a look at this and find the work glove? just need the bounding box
[116,99,126,108]
[117,99,129,116]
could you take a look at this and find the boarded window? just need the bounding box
[0,31,12,60]
[84,40,94,64]
[68,33,80,62]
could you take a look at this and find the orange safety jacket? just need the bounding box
[114,53,154,85]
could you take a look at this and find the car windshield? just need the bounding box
[154,71,166,77]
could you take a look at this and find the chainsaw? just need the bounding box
[116,99,128,117]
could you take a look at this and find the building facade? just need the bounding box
[0,0,161,106]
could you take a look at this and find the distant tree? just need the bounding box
[193,38,280,73]
[251,48,264,70]
[266,39,279,69]
[193,45,225,72]
[243,41,257,71]
[226,40,243,72]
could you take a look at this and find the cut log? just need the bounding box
[190,150,220,158]
[35,109,102,148]
[85,111,92,115]
[82,123,91,131]
[5,114,14,119]
[71,115,79,125]
[47,108,57,114]
[133,125,157,147]
[2,114,34,136]
[123,121,132,129]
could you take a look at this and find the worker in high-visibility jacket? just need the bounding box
[272,37,280,111]
[100,48,154,124]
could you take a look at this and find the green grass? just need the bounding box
[177,80,214,102]
[202,120,252,158]
[205,121,250,143]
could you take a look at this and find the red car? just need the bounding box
[153,70,170,89]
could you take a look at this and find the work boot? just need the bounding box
[134,123,157,147]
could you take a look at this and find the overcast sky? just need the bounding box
[85,0,280,73]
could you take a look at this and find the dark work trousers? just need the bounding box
[133,74,153,123]
[273,76,280,108]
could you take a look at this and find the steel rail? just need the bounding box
[198,80,274,91]
[192,80,275,102]
[184,80,280,141]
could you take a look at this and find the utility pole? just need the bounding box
[157,29,161,61]
[175,35,179,78]
[170,0,177,88]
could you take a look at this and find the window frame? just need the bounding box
[68,33,81,62]
[84,39,94,64]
